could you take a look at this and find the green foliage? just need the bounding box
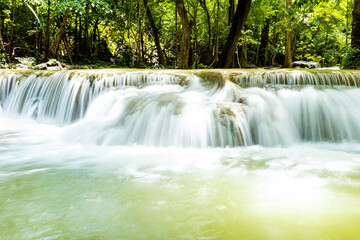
[0,53,6,68]
[341,47,360,69]
[0,0,356,68]
[15,57,37,66]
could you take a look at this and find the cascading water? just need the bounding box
[235,70,360,88]
[244,87,360,145]
[1,69,360,239]
[1,69,360,146]
[0,70,180,125]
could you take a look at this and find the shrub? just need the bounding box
[341,47,360,69]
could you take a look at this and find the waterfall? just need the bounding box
[62,82,250,147]
[234,70,360,88]
[0,70,181,125]
[0,69,359,147]
[244,87,360,146]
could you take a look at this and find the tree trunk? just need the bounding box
[78,17,83,61]
[8,0,16,57]
[51,7,70,59]
[176,0,191,69]
[270,29,280,65]
[85,2,90,58]
[352,0,360,49]
[175,5,178,67]
[218,0,252,68]
[136,0,142,67]
[200,0,211,47]
[92,9,98,55]
[143,0,165,65]
[322,33,328,67]
[284,0,292,68]
[240,37,247,68]
[213,0,220,64]
[44,0,51,61]
[346,0,349,46]
[188,1,199,68]
[37,2,41,53]
[228,0,235,26]
[0,27,10,63]
[258,18,270,66]
[0,9,10,63]
[63,35,73,64]
[74,14,79,62]
[199,0,213,65]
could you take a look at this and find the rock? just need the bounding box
[67,65,96,69]
[17,64,31,69]
[46,66,61,71]
[32,59,66,71]
[244,64,258,69]
[292,61,320,69]
[16,59,67,71]
[46,59,59,66]
[263,65,281,69]
[47,59,64,70]
[67,65,81,70]
[33,63,47,70]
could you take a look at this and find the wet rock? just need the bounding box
[46,59,59,66]
[47,59,64,70]
[263,65,281,69]
[33,63,47,70]
[46,66,62,71]
[195,70,225,87]
[31,59,66,70]
[244,64,258,69]
[67,65,96,70]
[292,61,320,69]
[17,64,31,69]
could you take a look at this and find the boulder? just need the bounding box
[67,65,96,69]
[244,64,258,69]
[46,59,60,66]
[292,61,320,69]
[46,66,62,71]
[33,63,47,70]
[263,65,281,69]
[32,59,66,70]
[17,64,31,69]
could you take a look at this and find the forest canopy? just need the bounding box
[0,0,359,69]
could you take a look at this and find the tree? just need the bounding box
[0,0,354,69]
[0,13,10,63]
[284,0,292,68]
[144,0,165,65]
[44,0,51,61]
[258,18,271,66]
[218,0,252,68]
[352,0,360,49]
[176,0,191,69]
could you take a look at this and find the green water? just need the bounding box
[1,119,360,239]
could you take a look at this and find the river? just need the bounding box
[1,69,360,239]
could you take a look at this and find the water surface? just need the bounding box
[1,117,360,239]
